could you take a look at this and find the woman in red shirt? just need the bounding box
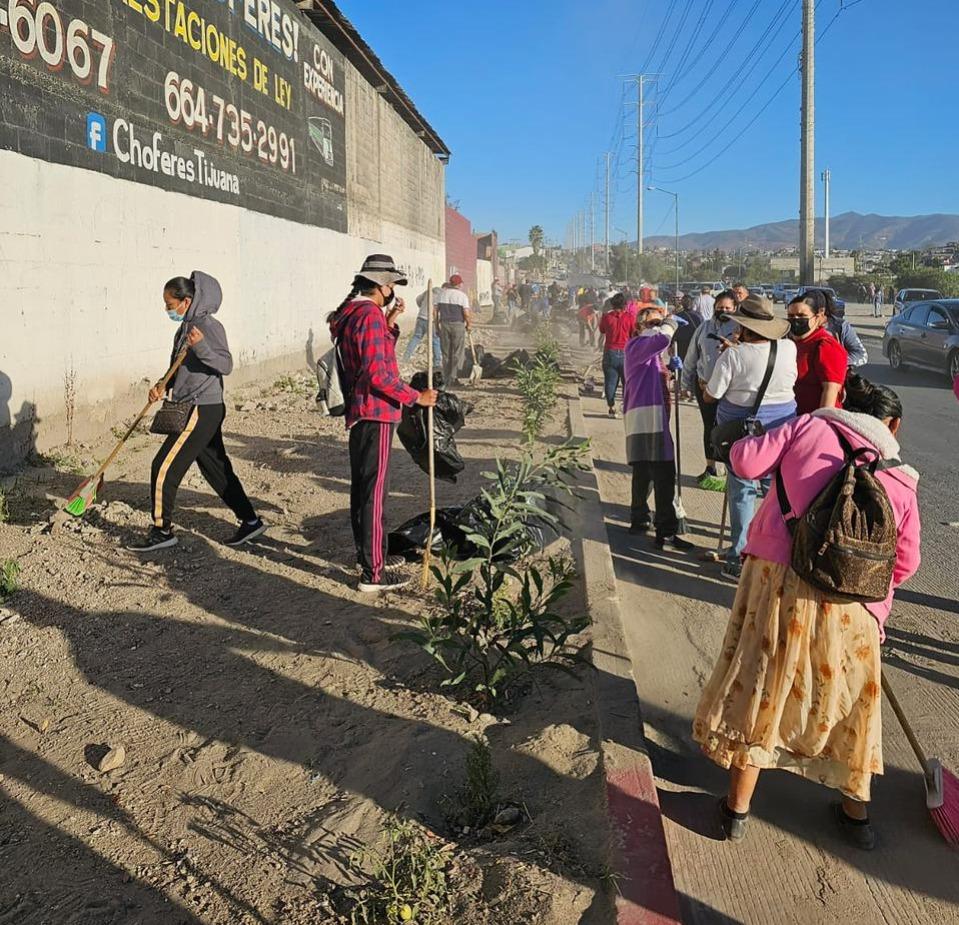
[599,292,632,417]
[787,289,848,414]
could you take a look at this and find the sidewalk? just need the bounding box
[567,337,959,925]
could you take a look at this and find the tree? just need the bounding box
[528,225,544,258]
[895,267,959,298]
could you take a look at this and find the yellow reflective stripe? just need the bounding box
[153,407,200,526]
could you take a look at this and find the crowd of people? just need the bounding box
[131,256,923,852]
[582,277,921,850]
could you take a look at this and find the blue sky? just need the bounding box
[339,0,958,244]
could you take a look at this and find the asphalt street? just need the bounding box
[569,309,959,925]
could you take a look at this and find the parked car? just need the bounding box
[772,283,789,303]
[894,288,942,316]
[883,299,959,380]
[794,285,846,312]
[781,286,799,305]
[747,286,766,299]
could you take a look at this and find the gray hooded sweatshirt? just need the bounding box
[169,271,233,405]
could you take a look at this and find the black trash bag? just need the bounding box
[480,353,504,377]
[410,370,446,390]
[388,501,557,562]
[458,343,485,379]
[397,385,474,483]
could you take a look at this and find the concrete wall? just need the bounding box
[0,39,445,470]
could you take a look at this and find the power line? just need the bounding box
[650,0,697,79]
[655,0,718,107]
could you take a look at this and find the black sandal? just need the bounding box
[718,797,749,841]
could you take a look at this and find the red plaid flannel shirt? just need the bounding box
[332,299,420,427]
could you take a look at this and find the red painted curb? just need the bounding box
[568,398,682,925]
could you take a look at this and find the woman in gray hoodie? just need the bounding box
[128,272,263,552]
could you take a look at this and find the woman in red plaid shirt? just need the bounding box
[329,255,438,592]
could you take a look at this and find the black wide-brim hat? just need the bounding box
[356,254,408,287]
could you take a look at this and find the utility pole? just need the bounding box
[604,152,611,273]
[799,0,815,285]
[637,77,644,255]
[589,192,595,271]
[822,168,831,259]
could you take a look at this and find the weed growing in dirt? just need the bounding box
[272,374,312,396]
[38,449,86,476]
[0,489,8,524]
[64,365,78,446]
[442,736,500,831]
[401,441,590,705]
[0,559,20,599]
[347,817,454,925]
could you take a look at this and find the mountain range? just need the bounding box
[643,212,959,252]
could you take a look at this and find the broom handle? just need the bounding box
[673,342,682,499]
[717,490,728,550]
[881,671,933,778]
[421,281,436,589]
[468,329,478,364]
[87,346,191,481]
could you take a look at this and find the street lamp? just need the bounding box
[648,186,680,296]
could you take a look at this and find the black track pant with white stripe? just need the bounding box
[349,420,394,583]
[151,403,256,530]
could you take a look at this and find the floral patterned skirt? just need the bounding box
[692,557,882,802]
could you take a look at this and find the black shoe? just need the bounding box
[720,561,743,583]
[356,555,408,572]
[127,527,178,552]
[358,568,410,594]
[655,534,694,551]
[719,798,749,842]
[629,520,652,534]
[224,518,266,547]
[832,802,876,851]
[607,405,617,418]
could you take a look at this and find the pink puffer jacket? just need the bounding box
[730,408,921,634]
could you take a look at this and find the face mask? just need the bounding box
[717,312,731,323]
[381,287,395,307]
[789,316,812,338]
[166,309,183,322]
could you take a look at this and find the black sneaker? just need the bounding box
[127,527,178,552]
[358,569,411,594]
[629,519,652,534]
[224,518,267,547]
[655,534,694,551]
[832,802,876,851]
[607,405,618,418]
[719,798,749,842]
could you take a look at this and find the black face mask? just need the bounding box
[789,316,812,338]
[717,312,732,323]
[381,286,395,307]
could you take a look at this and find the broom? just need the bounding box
[881,671,959,847]
[64,346,190,517]
[671,343,688,535]
[420,280,437,590]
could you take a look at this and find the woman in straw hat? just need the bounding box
[701,296,798,583]
[329,255,438,593]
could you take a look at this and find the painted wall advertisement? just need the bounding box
[0,0,348,231]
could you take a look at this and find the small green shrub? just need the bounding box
[348,817,454,925]
[443,736,500,831]
[400,442,590,705]
[515,354,562,443]
[0,559,20,599]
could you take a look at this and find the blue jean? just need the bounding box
[403,316,442,364]
[726,472,770,567]
[602,350,625,408]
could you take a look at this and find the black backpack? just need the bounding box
[776,427,900,603]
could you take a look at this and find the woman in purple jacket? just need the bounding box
[624,306,693,551]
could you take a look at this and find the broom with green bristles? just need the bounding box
[64,346,190,517]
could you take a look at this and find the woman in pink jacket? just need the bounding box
[693,374,921,850]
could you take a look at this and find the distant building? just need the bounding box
[770,256,855,280]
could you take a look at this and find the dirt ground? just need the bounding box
[0,324,613,924]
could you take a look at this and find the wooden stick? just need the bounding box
[78,347,190,487]
[881,671,933,778]
[421,281,436,590]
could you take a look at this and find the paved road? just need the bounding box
[568,320,959,925]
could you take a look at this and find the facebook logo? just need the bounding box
[86,113,106,152]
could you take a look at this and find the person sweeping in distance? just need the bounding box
[624,305,693,551]
[128,272,264,552]
[329,255,438,593]
[693,374,921,850]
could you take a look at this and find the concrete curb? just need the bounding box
[567,399,682,925]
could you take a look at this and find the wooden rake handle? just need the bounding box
[881,671,932,778]
[88,346,190,483]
